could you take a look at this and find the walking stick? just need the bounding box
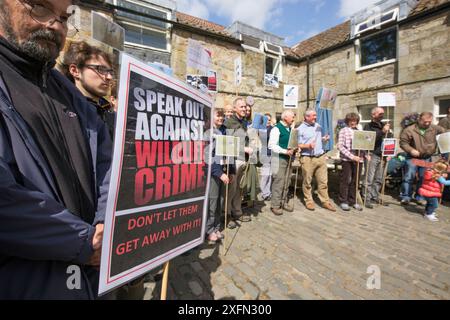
[293,153,301,210]
[440,157,450,205]
[355,150,362,206]
[380,123,391,206]
[364,151,371,208]
[281,154,294,212]
[223,157,229,256]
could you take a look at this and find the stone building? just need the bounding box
[71,0,303,120]
[72,0,449,135]
[291,0,450,136]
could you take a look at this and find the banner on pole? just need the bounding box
[318,87,337,109]
[284,85,299,109]
[352,130,377,151]
[99,54,213,295]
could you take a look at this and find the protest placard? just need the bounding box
[382,138,398,157]
[215,135,240,158]
[319,87,337,109]
[437,132,450,154]
[91,12,124,51]
[99,54,212,295]
[378,92,396,107]
[352,130,377,151]
[288,128,299,150]
[284,85,299,109]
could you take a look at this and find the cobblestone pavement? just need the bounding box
[143,190,450,300]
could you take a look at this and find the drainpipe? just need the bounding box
[306,56,310,109]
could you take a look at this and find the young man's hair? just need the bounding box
[344,112,360,125]
[60,41,113,83]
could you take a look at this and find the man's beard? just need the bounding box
[0,11,62,64]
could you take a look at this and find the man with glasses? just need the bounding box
[61,41,116,139]
[0,0,112,299]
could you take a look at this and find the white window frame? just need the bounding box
[263,41,284,56]
[434,96,450,124]
[355,26,397,72]
[120,20,171,52]
[355,8,399,36]
[239,34,263,53]
[264,53,283,86]
[114,0,172,53]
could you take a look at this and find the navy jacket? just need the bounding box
[0,70,112,299]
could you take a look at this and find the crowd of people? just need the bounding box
[0,0,449,299]
[205,101,450,243]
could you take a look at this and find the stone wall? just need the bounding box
[297,9,450,138]
[170,29,304,120]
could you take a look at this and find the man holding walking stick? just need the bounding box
[363,107,392,209]
[268,110,296,215]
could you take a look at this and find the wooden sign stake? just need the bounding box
[160,261,170,300]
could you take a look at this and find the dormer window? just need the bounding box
[263,41,283,87]
[355,8,399,36]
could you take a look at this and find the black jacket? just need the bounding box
[363,121,393,156]
[0,37,112,299]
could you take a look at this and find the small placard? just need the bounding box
[352,130,377,151]
[382,138,397,157]
[215,135,240,157]
[437,132,450,154]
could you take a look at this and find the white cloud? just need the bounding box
[338,0,380,18]
[176,0,211,20]
[176,0,298,30]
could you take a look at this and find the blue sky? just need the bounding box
[176,0,379,46]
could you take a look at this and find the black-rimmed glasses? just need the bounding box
[17,0,79,37]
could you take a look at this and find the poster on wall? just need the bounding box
[186,70,217,93]
[98,54,213,295]
[187,39,212,74]
[283,85,299,109]
[234,56,242,86]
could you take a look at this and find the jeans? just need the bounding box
[363,154,384,202]
[206,176,223,235]
[424,197,439,215]
[400,157,431,201]
[259,160,272,199]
